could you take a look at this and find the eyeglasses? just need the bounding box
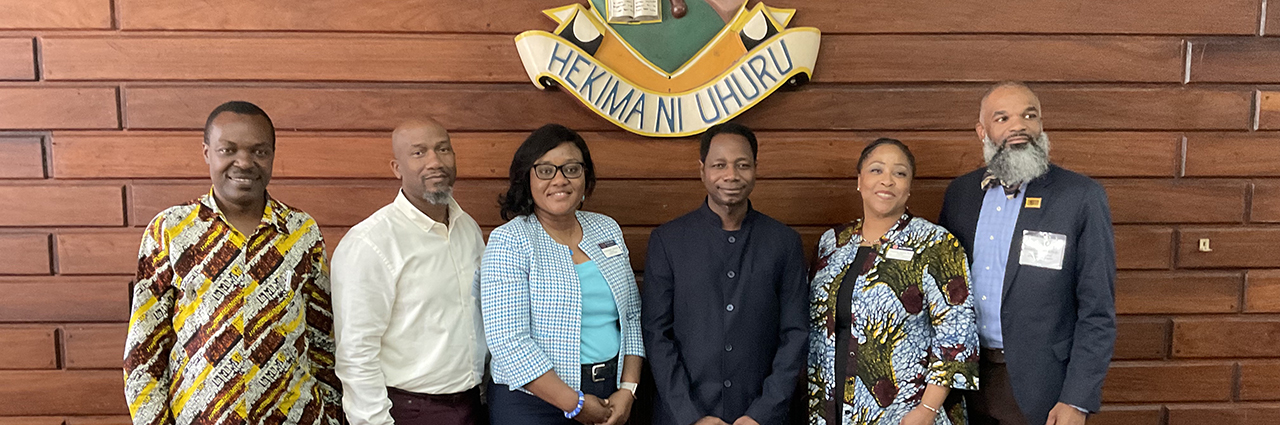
[533,162,586,180]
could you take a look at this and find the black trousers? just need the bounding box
[488,359,619,425]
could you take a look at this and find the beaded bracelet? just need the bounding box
[563,390,585,419]
[920,402,941,415]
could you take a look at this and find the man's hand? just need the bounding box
[732,416,760,425]
[602,390,635,425]
[694,416,730,425]
[1044,403,1087,425]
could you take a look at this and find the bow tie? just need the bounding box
[981,171,1021,199]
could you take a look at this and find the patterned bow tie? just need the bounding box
[981,170,1021,199]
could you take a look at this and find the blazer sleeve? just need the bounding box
[481,225,556,389]
[1057,185,1118,412]
[641,230,705,425]
[744,231,810,425]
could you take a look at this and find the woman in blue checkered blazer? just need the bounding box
[481,124,645,425]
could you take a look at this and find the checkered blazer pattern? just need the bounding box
[481,210,645,391]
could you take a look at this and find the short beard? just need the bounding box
[984,132,1051,185]
[422,186,453,205]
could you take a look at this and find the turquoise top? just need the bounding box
[576,260,621,363]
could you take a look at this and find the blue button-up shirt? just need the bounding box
[971,186,1024,349]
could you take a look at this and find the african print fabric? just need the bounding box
[807,212,979,425]
[124,190,343,425]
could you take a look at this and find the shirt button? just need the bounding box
[728,236,736,243]
[726,304,734,312]
[989,235,995,240]
[982,296,988,300]
[983,325,987,329]
[725,344,733,352]
[727,271,736,278]
[985,266,990,270]
[997,206,1002,212]
[724,380,732,388]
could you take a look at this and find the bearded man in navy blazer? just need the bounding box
[938,82,1116,425]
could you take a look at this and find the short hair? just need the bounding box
[857,137,916,179]
[979,81,1035,109]
[203,101,275,145]
[699,122,758,162]
[498,124,597,221]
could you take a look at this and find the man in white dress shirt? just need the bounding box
[331,118,487,425]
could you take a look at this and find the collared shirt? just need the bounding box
[330,192,486,425]
[125,190,342,425]
[481,211,644,391]
[641,201,809,425]
[971,186,1025,349]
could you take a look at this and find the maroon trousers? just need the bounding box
[966,349,1030,425]
[387,385,484,425]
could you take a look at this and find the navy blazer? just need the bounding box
[938,165,1117,423]
[641,202,809,425]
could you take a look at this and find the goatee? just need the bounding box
[984,132,1051,185]
[423,186,453,205]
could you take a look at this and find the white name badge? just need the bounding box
[598,240,624,258]
[1019,230,1066,270]
[886,247,915,261]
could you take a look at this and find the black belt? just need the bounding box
[981,348,1007,364]
[581,357,618,383]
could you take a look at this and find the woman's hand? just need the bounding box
[899,405,938,425]
[574,394,613,424]
[601,389,635,425]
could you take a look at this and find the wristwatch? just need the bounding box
[619,381,639,399]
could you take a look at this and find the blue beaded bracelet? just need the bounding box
[563,390,585,419]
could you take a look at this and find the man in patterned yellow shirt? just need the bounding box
[124,101,343,425]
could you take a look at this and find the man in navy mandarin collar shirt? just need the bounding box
[641,123,809,425]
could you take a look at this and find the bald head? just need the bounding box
[390,118,456,205]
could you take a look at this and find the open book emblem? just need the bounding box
[515,0,822,137]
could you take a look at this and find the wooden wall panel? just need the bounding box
[1115,271,1242,314]
[0,39,35,81]
[0,277,129,323]
[1245,269,1280,312]
[0,136,46,179]
[65,417,130,425]
[1086,406,1163,425]
[0,0,112,29]
[62,324,127,370]
[1114,318,1170,360]
[116,0,1260,35]
[1248,181,1280,222]
[1260,91,1280,130]
[817,36,1183,83]
[1102,362,1234,402]
[1189,38,1280,82]
[1239,361,1280,400]
[55,230,142,275]
[0,417,63,425]
[1172,318,1280,358]
[0,185,124,227]
[1185,133,1280,176]
[0,88,119,130]
[1167,404,1280,425]
[1114,226,1173,270]
[0,233,51,275]
[0,371,126,415]
[42,36,526,83]
[1177,227,1280,268]
[0,327,57,370]
[1104,180,1247,224]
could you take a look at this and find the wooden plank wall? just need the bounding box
[1,0,1278,423]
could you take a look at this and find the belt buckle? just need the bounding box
[591,363,607,383]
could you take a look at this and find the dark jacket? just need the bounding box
[642,201,809,425]
[938,165,1117,424]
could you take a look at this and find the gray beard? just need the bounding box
[423,186,453,205]
[984,132,1051,185]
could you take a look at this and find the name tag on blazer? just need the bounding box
[885,247,914,261]
[598,240,624,258]
[1019,230,1066,270]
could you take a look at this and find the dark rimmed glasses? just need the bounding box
[533,162,585,180]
